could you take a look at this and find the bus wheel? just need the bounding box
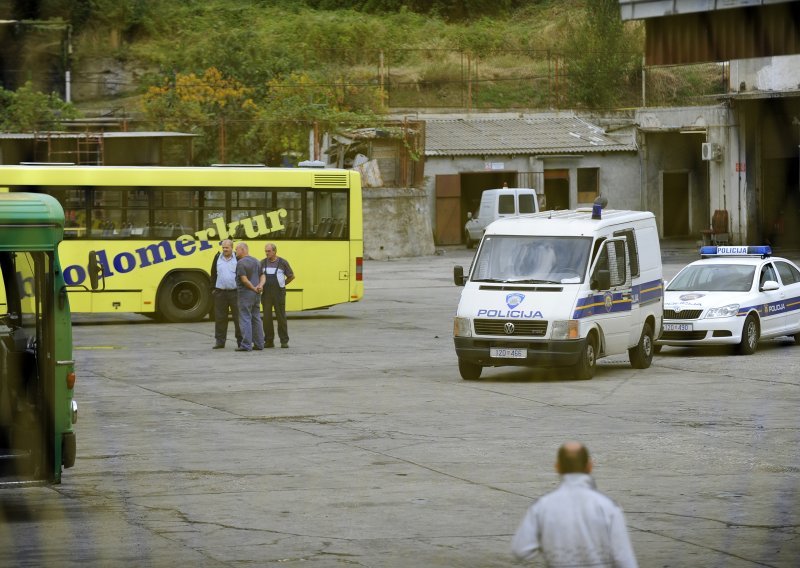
[458,359,482,380]
[62,432,76,469]
[573,333,597,380]
[158,272,212,323]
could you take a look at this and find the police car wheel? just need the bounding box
[628,322,654,369]
[574,334,597,380]
[736,314,759,355]
[458,359,482,380]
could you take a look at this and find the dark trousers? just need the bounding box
[262,287,288,345]
[214,289,242,347]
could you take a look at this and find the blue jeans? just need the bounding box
[237,289,264,350]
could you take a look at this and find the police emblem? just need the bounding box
[506,293,525,309]
[604,292,614,313]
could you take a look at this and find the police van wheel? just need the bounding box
[458,359,482,380]
[158,272,212,323]
[574,334,597,380]
[628,322,654,369]
[736,314,759,355]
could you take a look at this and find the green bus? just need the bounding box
[0,192,78,485]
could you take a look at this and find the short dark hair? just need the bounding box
[557,443,590,474]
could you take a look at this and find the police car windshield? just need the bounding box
[667,263,755,292]
[471,235,591,284]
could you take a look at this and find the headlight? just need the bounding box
[453,317,472,337]
[705,304,740,318]
[551,320,579,340]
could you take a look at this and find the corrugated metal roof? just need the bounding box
[424,116,636,157]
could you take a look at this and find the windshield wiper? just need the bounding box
[506,278,562,284]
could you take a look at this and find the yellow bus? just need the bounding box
[0,165,364,322]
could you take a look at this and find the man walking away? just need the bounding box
[210,239,242,349]
[258,243,295,348]
[511,441,638,567]
[234,242,264,352]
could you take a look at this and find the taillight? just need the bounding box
[66,372,76,390]
[356,257,363,281]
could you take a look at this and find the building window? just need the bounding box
[577,168,599,204]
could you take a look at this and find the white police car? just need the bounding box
[658,246,800,354]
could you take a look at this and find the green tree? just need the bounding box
[562,0,643,109]
[244,72,382,165]
[141,67,257,164]
[0,81,80,132]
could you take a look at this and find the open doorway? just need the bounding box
[543,169,569,210]
[662,171,690,237]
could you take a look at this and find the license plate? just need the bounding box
[664,322,693,332]
[490,347,526,359]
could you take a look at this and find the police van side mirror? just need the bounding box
[592,269,611,290]
[454,265,466,286]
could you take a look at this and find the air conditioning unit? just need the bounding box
[701,142,722,161]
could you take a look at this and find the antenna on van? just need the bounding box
[591,196,608,220]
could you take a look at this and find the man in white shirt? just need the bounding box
[210,239,242,349]
[511,441,638,567]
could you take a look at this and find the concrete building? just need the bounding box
[422,114,639,245]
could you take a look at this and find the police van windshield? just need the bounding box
[667,263,755,292]
[471,236,592,284]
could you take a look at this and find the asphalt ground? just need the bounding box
[1,242,798,567]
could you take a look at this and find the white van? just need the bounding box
[465,187,539,248]
[453,204,663,380]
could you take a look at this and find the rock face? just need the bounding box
[71,57,151,102]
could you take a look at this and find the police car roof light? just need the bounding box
[699,245,772,257]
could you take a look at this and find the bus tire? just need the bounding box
[62,432,76,469]
[573,333,597,380]
[158,272,212,323]
[628,322,654,369]
[458,359,482,380]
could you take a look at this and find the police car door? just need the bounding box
[588,237,632,355]
[759,262,787,335]
[774,260,800,334]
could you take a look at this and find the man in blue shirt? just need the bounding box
[210,239,242,349]
[234,242,264,352]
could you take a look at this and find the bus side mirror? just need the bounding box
[592,269,611,290]
[454,265,466,286]
[88,251,102,291]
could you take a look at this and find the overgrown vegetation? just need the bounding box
[0,82,80,131]
[4,0,727,164]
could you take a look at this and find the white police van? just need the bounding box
[453,202,663,380]
[659,245,800,354]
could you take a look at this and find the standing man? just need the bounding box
[511,441,638,567]
[234,242,264,352]
[258,243,295,348]
[210,239,242,349]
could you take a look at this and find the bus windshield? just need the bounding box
[471,236,592,284]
